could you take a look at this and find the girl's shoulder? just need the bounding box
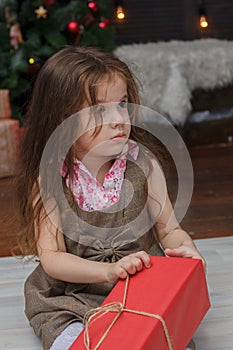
[125,144,156,179]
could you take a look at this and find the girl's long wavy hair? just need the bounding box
[16,45,166,257]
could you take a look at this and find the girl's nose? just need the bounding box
[109,105,128,127]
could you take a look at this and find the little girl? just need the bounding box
[17,46,204,350]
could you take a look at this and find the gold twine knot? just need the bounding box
[83,276,173,350]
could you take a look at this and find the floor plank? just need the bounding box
[0,236,232,349]
[193,237,233,350]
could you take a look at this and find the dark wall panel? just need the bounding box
[114,0,233,45]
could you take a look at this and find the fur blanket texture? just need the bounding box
[115,39,233,124]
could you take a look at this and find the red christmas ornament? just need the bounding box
[44,0,55,5]
[99,18,111,28]
[87,1,98,13]
[67,20,80,34]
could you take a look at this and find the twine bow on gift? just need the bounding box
[83,275,173,350]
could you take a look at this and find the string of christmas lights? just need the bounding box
[0,0,117,122]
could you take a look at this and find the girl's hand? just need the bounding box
[164,246,206,271]
[106,251,151,284]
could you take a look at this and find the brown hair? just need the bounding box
[16,45,165,256]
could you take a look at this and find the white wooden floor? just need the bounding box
[0,236,233,350]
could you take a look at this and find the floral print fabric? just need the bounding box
[61,140,139,212]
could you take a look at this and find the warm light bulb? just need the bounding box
[29,57,35,64]
[116,5,125,20]
[200,15,208,28]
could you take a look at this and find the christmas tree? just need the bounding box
[0,0,116,124]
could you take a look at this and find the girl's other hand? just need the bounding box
[106,251,151,284]
[164,246,206,271]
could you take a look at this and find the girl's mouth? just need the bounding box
[111,134,126,141]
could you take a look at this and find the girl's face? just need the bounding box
[76,75,131,161]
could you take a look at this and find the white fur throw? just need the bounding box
[115,39,233,124]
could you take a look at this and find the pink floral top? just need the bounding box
[61,140,139,212]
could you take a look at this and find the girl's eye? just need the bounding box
[118,100,128,109]
[94,105,105,114]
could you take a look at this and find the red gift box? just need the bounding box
[0,90,12,119]
[70,256,210,350]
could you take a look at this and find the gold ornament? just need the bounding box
[35,6,48,19]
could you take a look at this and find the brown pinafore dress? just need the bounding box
[24,154,165,350]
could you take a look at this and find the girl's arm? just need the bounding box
[147,159,205,267]
[36,198,151,284]
[154,195,204,260]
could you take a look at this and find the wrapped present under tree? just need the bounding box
[0,89,24,177]
[0,118,20,178]
[0,89,12,119]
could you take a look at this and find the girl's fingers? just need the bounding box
[165,247,183,257]
[165,247,193,258]
[126,257,143,274]
[108,251,151,283]
[118,252,150,276]
[132,251,151,268]
[165,248,206,271]
[117,266,128,279]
